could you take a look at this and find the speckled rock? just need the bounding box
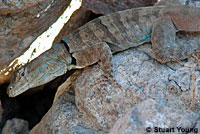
[155,0,187,6]
[155,0,200,7]
[73,44,200,132]
[74,46,168,131]
[2,118,29,134]
[30,76,106,134]
[0,0,45,15]
[109,99,199,134]
[187,120,200,134]
[30,41,200,133]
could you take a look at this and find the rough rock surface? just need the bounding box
[0,0,71,83]
[4,0,200,133]
[30,74,106,134]
[2,118,29,134]
[0,0,45,15]
[53,7,93,45]
[30,40,200,133]
[109,99,199,134]
[73,44,200,131]
[156,0,200,7]
[188,120,200,134]
[155,0,187,6]
[82,0,157,14]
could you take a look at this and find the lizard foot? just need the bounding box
[88,68,122,94]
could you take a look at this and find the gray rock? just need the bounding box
[2,118,29,134]
[73,43,200,132]
[31,42,200,133]
[74,45,171,131]
[188,120,200,134]
[155,0,200,7]
[109,99,199,134]
[30,80,105,134]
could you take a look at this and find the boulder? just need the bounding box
[0,0,71,83]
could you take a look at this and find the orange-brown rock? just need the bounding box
[0,0,71,83]
[82,0,157,14]
[53,7,92,45]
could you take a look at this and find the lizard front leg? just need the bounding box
[151,16,199,63]
[68,42,121,89]
[69,42,113,77]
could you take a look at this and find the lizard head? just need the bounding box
[7,58,73,97]
[7,66,30,97]
[7,43,73,97]
[7,57,73,97]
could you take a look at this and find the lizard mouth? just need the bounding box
[7,82,29,97]
[7,88,15,97]
[7,85,14,97]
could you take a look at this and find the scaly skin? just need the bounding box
[8,43,72,96]
[7,5,200,97]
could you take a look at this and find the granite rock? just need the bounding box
[109,99,199,134]
[2,118,29,134]
[30,43,200,133]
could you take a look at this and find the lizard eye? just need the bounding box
[21,72,25,76]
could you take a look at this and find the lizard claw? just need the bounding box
[68,65,83,70]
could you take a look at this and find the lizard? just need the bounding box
[7,5,200,97]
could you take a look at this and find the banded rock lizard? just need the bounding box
[7,5,200,97]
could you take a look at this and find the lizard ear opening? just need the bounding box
[71,56,76,65]
[61,39,76,65]
[61,40,70,52]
